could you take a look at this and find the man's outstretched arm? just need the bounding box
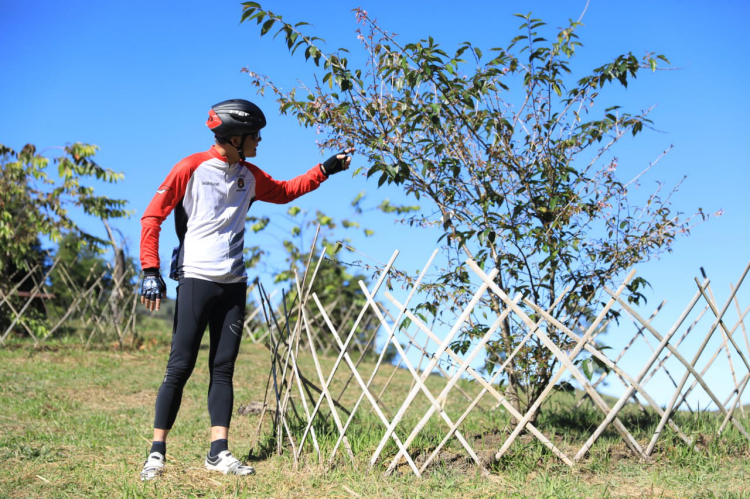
[253,149,354,204]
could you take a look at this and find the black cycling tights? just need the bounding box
[154,278,246,430]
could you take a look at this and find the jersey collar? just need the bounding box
[210,145,246,169]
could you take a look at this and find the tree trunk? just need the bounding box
[499,318,525,427]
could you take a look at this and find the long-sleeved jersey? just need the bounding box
[140,146,327,283]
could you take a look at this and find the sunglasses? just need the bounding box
[247,130,262,140]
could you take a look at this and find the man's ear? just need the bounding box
[230,136,242,148]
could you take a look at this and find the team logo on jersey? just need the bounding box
[238,177,245,190]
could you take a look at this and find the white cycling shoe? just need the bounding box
[205,450,256,476]
[140,452,166,481]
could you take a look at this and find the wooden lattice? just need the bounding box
[251,246,750,476]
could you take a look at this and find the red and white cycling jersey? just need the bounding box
[140,146,327,283]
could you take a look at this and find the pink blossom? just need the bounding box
[355,9,368,24]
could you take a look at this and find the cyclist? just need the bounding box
[138,98,352,480]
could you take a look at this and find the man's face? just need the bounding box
[231,133,261,159]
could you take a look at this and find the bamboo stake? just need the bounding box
[0,288,41,345]
[706,281,742,405]
[107,267,133,345]
[322,251,437,467]
[27,267,55,323]
[82,270,119,347]
[128,282,139,343]
[280,230,328,454]
[640,306,708,387]
[44,271,107,340]
[379,330,416,402]
[722,372,748,407]
[719,373,750,435]
[730,283,749,417]
[374,306,416,413]
[384,291,574,470]
[602,263,750,454]
[286,275,328,458]
[380,288,524,473]
[0,263,40,311]
[329,250,438,470]
[555,281,709,461]
[356,285,493,475]
[243,304,265,340]
[403,314,440,400]
[0,257,62,345]
[667,307,750,414]
[368,265,500,469]
[695,277,750,375]
[276,289,302,467]
[333,314,379,405]
[637,325,685,396]
[396,325,474,403]
[312,293,425,476]
[730,283,750,364]
[294,310,378,462]
[257,283,286,454]
[249,286,297,459]
[265,295,303,458]
[295,250,400,462]
[609,285,750,445]
[575,303,664,412]
[524,297,695,455]
[477,264,646,462]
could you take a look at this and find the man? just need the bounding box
[138,99,352,480]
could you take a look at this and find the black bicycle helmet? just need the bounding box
[206,99,266,137]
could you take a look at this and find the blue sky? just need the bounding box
[2,0,749,407]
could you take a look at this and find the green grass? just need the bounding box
[1,332,749,498]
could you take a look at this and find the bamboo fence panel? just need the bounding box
[251,248,750,477]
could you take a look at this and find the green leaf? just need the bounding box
[261,18,275,36]
[592,355,610,373]
[239,3,261,23]
[582,358,593,381]
[249,216,270,233]
[399,317,412,331]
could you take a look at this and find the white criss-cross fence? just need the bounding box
[249,243,750,477]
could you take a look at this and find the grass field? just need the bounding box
[1,327,749,498]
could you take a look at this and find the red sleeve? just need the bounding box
[139,155,201,270]
[251,163,328,204]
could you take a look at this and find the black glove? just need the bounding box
[320,150,351,177]
[140,268,166,302]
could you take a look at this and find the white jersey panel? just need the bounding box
[181,158,257,282]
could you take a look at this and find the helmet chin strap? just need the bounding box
[231,134,249,161]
